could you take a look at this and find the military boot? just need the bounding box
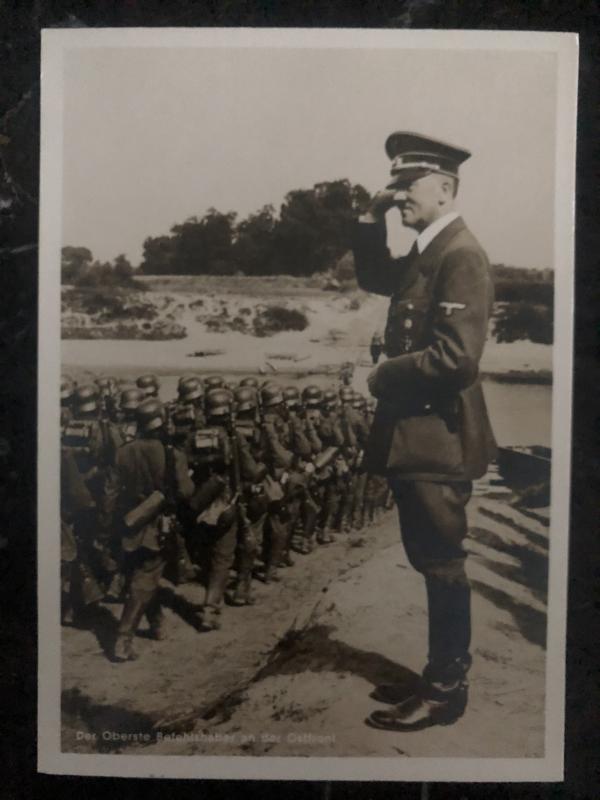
[78,562,105,606]
[264,514,287,581]
[202,605,222,630]
[316,527,334,545]
[105,571,125,602]
[231,554,255,606]
[113,597,147,662]
[205,564,230,604]
[231,573,255,606]
[173,531,198,584]
[352,510,365,531]
[145,597,167,641]
[61,594,75,626]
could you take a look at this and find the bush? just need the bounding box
[252,305,309,337]
[62,287,158,323]
[493,280,553,306]
[492,303,553,344]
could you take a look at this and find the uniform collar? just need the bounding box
[415,211,460,254]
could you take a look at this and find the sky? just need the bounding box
[62,44,558,269]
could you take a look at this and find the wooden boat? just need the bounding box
[497,446,551,490]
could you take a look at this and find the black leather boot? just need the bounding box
[366,681,469,732]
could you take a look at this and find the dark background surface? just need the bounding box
[0,1,598,798]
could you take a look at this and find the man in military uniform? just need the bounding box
[60,376,76,428]
[338,387,371,531]
[112,398,194,661]
[185,388,263,627]
[353,132,497,731]
[258,384,296,582]
[316,389,347,540]
[61,384,117,617]
[231,386,269,604]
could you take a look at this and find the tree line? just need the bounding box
[138,179,371,277]
[61,176,553,344]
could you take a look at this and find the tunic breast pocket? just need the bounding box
[385,297,431,356]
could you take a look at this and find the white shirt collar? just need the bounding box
[415,211,459,254]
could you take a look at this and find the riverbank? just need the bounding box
[61,280,552,383]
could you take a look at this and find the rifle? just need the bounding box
[226,409,241,495]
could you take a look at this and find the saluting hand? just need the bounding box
[362,189,402,222]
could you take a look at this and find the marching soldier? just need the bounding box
[353,131,497,731]
[60,376,75,428]
[317,389,347,540]
[186,389,261,627]
[297,386,339,546]
[175,376,206,428]
[258,384,296,582]
[61,384,114,617]
[111,398,195,661]
[338,386,370,531]
[231,387,268,605]
[282,386,320,555]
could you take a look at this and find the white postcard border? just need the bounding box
[38,26,578,782]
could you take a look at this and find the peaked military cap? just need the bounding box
[385,131,471,188]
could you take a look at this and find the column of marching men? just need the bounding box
[59,372,393,661]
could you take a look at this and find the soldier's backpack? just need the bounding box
[235,420,261,448]
[119,420,138,444]
[191,426,230,471]
[172,404,196,430]
[62,420,95,454]
[62,420,100,474]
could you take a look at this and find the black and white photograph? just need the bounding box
[38,27,577,781]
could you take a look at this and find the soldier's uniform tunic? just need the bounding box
[113,434,194,656]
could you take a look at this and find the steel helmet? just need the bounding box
[61,377,75,402]
[322,389,338,409]
[178,376,203,403]
[204,375,224,390]
[205,388,232,418]
[234,387,258,413]
[260,384,284,408]
[136,374,159,397]
[301,385,323,408]
[120,387,144,412]
[352,392,367,410]
[95,376,113,395]
[239,376,259,389]
[283,386,301,409]
[177,373,197,389]
[339,386,355,404]
[74,384,98,414]
[137,398,165,432]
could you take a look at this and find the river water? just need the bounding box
[481,380,551,448]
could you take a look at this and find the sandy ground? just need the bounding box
[62,470,548,759]
[62,287,553,399]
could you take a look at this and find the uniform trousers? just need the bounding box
[118,548,165,639]
[388,478,473,685]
